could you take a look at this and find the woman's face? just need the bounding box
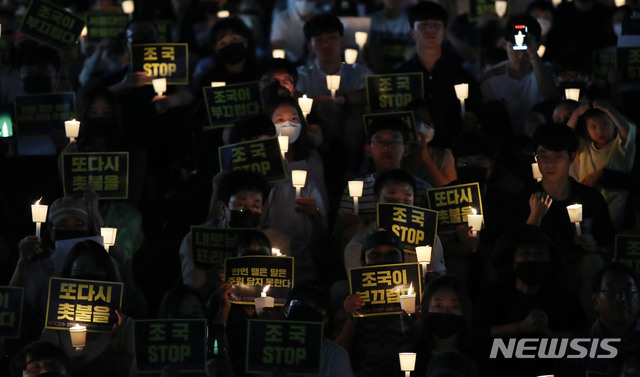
[70,252,108,280]
[271,104,300,125]
[428,287,463,316]
[88,97,114,118]
[215,31,247,52]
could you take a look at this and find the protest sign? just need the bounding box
[377,203,438,257]
[246,320,323,375]
[614,234,640,274]
[0,286,23,338]
[363,110,417,144]
[130,43,189,84]
[85,12,129,43]
[348,262,422,317]
[467,0,497,22]
[203,81,263,128]
[19,0,85,50]
[219,137,286,183]
[45,277,123,332]
[225,256,293,306]
[616,46,640,90]
[427,183,483,233]
[134,319,207,373]
[191,227,256,269]
[366,72,423,112]
[61,152,129,199]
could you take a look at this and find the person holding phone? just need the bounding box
[479,14,560,135]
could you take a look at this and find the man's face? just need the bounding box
[267,71,295,94]
[365,130,405,171]
[224,190,263,215]
[505,41,531,69]
[593,271,639,328]
[309,32,343,63]
[535,146,573,184]
[364,244,403,265]
[410,19,446,50]
[23,357,66,377]
[377,182,414,205]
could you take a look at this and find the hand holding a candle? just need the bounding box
[526,192,553,225]
[18,236,44,264]
[343,293,364,317]
[295,197,321,220]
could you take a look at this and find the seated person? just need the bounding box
[10,341,70,377]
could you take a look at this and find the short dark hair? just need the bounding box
[236,230,272,256]
[158,285,205,318]
[303,13,344,41]
[373,169,417,197]
[61,240,119,282]
[11,341,70,377]
[531,123,579,154]
[217,169,269,205]
[211,17,252,44]
[451,130,497,161]
[503,14,542,45]
[228,114,276,144]
[408,1,448,28]
[262,58,298,86]
[367,115,409,143]
[592,262,639,294]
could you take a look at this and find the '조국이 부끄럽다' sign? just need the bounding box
[61,152,129,199]
[19,0,85,50]
[203,81,263,129]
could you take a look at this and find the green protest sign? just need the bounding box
[348,263,422,317]
[19,0,85,50]
[203,81,263,128]
[134,319,207,373]
[0,286,23,339]
[225,256,294,306]
[377,203,438,257]
[218,137,287,183]
[246,320,323,375]
[614,234,640,274]
[46,277,123,332]
[365,72,424,112]
[427,182,483,233]
[191,227,256,269]
[130,43,189,84]
[61,152,129,199]
[467,0,498,22]
[616,46,640,89]
[85,12,129,43]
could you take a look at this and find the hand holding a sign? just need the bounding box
[343,293,364,317]
[109,309,129,353]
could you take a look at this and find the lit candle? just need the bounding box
[495,0,507,17]
[326,75,341,99]
[552,0,561,6]
[213,339,219,356]
[64,119,80,142]
[2,122,8,137]
[254,285,274,314]
[31,198,48,238]
[271,248,282,256]
[211,82,226,87]
[566,204,582,235]
[415,245,432,274]
[217,10,230,18]
[344,48,358,64]
[152,78,166,97]
[467,207,483,236]
[291,170,307,199]
[348,181,364,215]
[278,136,289,158]
[398,352,417,377]
[454,83,469,114]
[69,324,87,351]
[399,283,416,314]
[537,44,546,58]
[564,88,580,102]
[101,227,118,250]
[355,31,368,50]
[121,0,134,14]
[531,163,542,182]
[272,49,285,59]
[615,0,626,7]
[298,94,313,119]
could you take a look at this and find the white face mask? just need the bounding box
[275,120,302,143]
[295,0,315,16]
[416,121,435,143]
[537,17,552,37]
[614,22,623,37]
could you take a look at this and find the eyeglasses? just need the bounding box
[598,289,639,299]
[417,21,445,30]
[229,201,261,212]
[371,139,403,148]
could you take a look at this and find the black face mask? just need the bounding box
[456,165,488,186]
[22,75,53,94]
[426,312,465,339]
[54,229,90,241]
[228,209,261,228]
[217,42,247,65]
[515,261,551,287]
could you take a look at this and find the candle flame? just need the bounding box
[471,207,477,215]
[407,283,413,296]
[262,285,270,294]
[34,197,42,205]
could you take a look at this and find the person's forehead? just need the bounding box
[536,146,566,154]
[311,31,341,40]
[231,190,262,200]
[601,272,637,289]
[372,129,403,139]
[431,287,460,301]
[270,71,293,80]
[381,181,413,192]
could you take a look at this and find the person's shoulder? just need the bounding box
[394,54,420,73]
[480,61,509,83]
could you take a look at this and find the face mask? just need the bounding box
[274,120,302,143]
[22,75,53,94]
[614,22,623,37]
[515,261,550,286]
[456,165,488,185]
[54,229,90,241]
[217,42,247,65]
[228,209,261,228]
[426,312,465,339]
[536,17,552,37]
[296,0,316,16]
[416,121,435,143]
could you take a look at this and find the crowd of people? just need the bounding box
[0,0,639,376]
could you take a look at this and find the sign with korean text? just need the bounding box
[246,320,323,375]
[203,81,263,128]
[14,92,76,156]
[467,0,496,23]
[592,48,616,85]
[226,256,293,306]
[85,12,129,43]
[19,0,85,50]
[61,152,129,199]
[427,182,483,233]
[377,203,438,256]
[366,72,423,112]
[45,277,123,332]
[134,319,207,373]
[616,46,640,88]
[363,110,417,143]
[0,286,23,339]
[614,234,640,274]
[348,263,422,317]
[191,227,255,269]
[130,43,189,85]
[219,137,286,183]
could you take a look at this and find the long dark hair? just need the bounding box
[61,240,119,282]
[264,97,311,161]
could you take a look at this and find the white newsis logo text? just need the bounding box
[490,338,621,359]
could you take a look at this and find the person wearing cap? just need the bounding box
[479,14,560,135]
